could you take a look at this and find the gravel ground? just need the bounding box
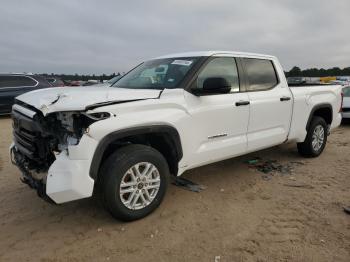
[0,116,349,262]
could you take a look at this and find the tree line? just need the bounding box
[41,72,123,82]
[285,66,350,78]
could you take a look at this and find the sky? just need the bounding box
[0,0,349,74]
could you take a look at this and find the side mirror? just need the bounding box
[192,77,231,95]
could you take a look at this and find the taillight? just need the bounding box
[340,92,344,112]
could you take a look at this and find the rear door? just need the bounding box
[241,58,293,151]
[184,56,250,168]
[0,75,39,114]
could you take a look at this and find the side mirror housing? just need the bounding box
[192,77,231,95]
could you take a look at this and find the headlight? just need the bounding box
[83,112,112,121]
[54,111,113,146]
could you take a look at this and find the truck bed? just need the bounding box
[287,84,342,143]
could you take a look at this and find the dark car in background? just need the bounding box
[0,73,52,114]
[287,76,306,85]
[45,76,65,87]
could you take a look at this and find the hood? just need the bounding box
[90,83,111,88]
[16,86,161,115]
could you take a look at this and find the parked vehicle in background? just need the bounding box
[83,80,100,86]
[105,75,122,85]
[337,76,350,82]
[106,75,122,84]
[0,73,52,114]
[93,75,122,87]
[330,80,350,87]
[342,86,350,119]
[69,80,82,86]
[10,51,342,221]
[45,76,65,87]
[287,76,306,85]
[320,76,337,84]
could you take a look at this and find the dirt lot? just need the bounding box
[0,116,349,262]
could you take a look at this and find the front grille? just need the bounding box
[12,104,53,168]
[14,128,38,159]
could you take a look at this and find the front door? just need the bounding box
[184,56,250,169]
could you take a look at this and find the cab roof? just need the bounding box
[154,51,276,60]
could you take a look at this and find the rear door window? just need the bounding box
[243,58,278,91]
[0,76,37,88]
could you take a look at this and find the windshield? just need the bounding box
[113,57,198,89]
[343,87,350,97]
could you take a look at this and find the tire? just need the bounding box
[297,116,328,157]
[100,144,169,221]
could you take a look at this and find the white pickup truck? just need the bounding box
[10,51,342,221]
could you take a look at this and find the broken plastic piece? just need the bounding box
[343,206,350,215]
[247,159,259,165]
[283,182,314,189]
[246,158,301,177]
[172,177,206,193]
[245,157,261,165]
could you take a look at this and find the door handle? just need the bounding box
[235,101,250,106]
[280,96,291,102]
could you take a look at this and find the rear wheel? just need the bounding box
[100,144,169,221]
[297,116,328,157]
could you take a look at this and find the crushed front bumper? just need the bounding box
[10,144,50,201]
[11,134,98,204]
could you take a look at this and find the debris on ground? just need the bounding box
[262,174,272,181]
[283,182,314,189]
[343,206,350,215]
[245,157,305,180]
[172,177,207,192]
[214,255,221,262]
[290,161,305,165]
[246,158,260,165]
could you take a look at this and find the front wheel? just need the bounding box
[297,116,328,157]
[100,144,169,221]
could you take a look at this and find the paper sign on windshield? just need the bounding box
[171,60,193,66]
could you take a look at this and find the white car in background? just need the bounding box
[342,86,350,118]
[331,80,350,87]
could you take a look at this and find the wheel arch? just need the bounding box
[89,125,183,180]
[306,103,333,131]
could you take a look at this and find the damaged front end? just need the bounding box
[11,101,110,202]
